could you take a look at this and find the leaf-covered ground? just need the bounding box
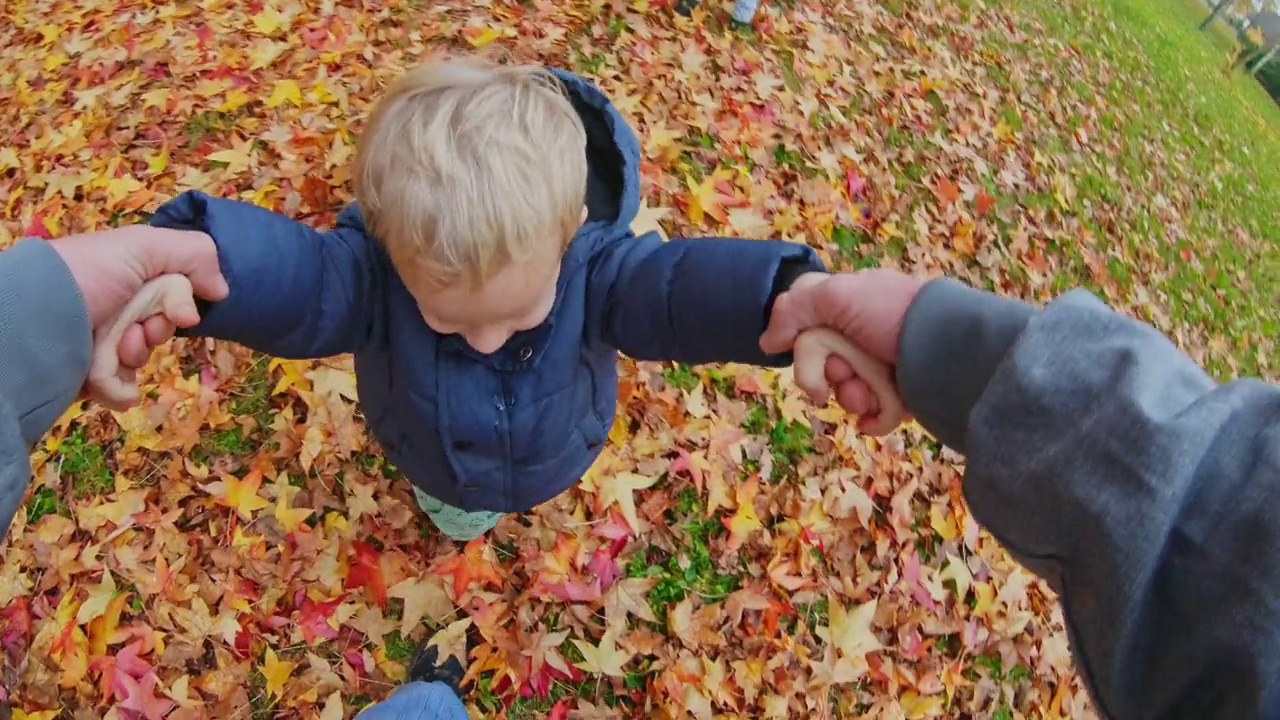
[0,0,1275,717]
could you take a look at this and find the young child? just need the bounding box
[149,57,827,541]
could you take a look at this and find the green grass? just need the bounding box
[1186,0,1243,54]
[57,427,113,498]
[624,495,743,624]
[993,0,1280,379]
[26,485,68,523]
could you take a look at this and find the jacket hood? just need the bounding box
[550,69,641,234]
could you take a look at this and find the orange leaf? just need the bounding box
[975,187,996,217]
[933,176,960,207]
[433,538,503,601]
[202,469,272,520]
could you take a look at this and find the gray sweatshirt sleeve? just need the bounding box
[898,279,1280,719]
[0,238,92,536]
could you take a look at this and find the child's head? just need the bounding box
[355,58,588,354]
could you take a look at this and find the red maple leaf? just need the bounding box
[115,671,174,720]
[194,24,214,48]
[345,540,388,607]
[975,187,997,217]
[297,596,342,643]
[91,639,153,701]
[0,597,31,666]
[548,698,573,720]
[586,549,622,592]
[845,167,868,199]
[542,578,601,603]
[432,538,503,601]
[590,508,635,543]
[23,211,51,240]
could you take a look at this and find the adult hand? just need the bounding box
[49,225,227,376]
[761,269,924,415]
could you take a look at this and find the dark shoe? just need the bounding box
[674,0,699,16]
[409,643,466,695]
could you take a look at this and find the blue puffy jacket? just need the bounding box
[151,69,826,513]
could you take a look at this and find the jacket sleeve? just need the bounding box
[150,191,384,358]
[0,238,93,538]
[585,232,826,366]
[897,279,1280,719]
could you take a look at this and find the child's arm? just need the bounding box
[585,231,826,365]
[150,190,383,358]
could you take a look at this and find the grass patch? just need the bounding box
[384,630,415,662]
[1003,0,1279,379]
[26,485,68,523]
[663,363,700,392]
[626,504,741,622]
[182,110,237,143]
[56,427,113,498]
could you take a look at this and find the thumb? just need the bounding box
[160,286,201,327]
[760,288,819,354]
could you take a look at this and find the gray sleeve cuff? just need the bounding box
[0,238,92,445]
[895,279,1036,453]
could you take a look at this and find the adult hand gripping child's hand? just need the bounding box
[48,226,226,410]
[762,269,924,435]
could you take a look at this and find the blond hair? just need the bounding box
[354,58,588,287]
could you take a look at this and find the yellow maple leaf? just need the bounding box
[260,647,297,699]
[252,7,289,34]
[572,627,634,677]
[35,24,61,45]
[207,140,256,175]
[643,122,684,161]
[685,173,731,225]
[145,150,169,175]
[43,52,68,71]
[271,358,313,395]
[940,553,973,602]
[0,146,19,171]
[274,482,314,534]
[929,503,958,541]
[819,598,883,662]
[595,472,659,533]
[103,175,145,206]
[88,591,129,656]
[724,476,763,550]
[900,690,946,719]
[876,221,903,240]
[220,88,254,113]
[463,25,514,47]
[267,79,302,109]
[14,710,60,720]
[203,469,272,520]
[141,87,170,109]
[972,581,996,616]
[193,79,230,98]
[249,39,290,70]
[50,591,89,688]
[75,570,117,626]
[630,199,672,241]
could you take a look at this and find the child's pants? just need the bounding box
[356,681,469,719]
[412,486,504,541]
